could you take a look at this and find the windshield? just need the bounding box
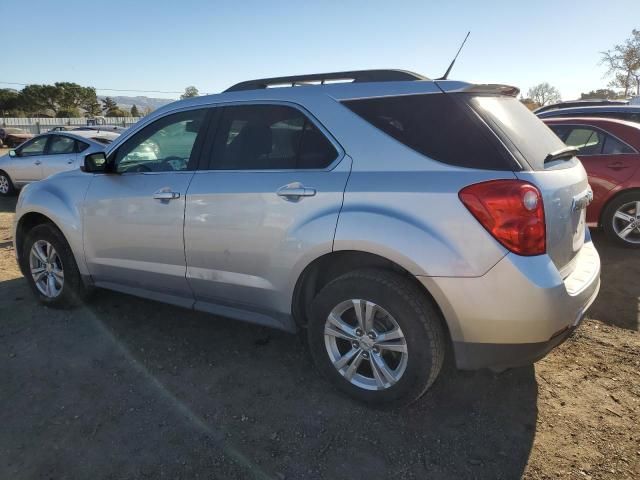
[468,95,567,170]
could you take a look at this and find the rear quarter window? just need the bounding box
[342,93,516,170]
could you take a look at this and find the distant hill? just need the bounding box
[98,95,175,113]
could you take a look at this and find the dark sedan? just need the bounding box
[0,127,34,148]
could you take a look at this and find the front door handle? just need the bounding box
[153,191,180,200]
[277,185,316,200]
[34,160,41,165]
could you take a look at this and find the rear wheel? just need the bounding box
[307,269,445,407]
[0,171,15,196]
[602,192,640,248]
[22,223,86,307]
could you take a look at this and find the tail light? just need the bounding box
[459,180,546,256]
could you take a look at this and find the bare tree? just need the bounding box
[527,83,561,106]
[601,29,640,97]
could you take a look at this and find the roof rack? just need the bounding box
[224,69,428,92]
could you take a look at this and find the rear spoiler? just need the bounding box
[435,81,520,97]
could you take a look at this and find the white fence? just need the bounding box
[1,117,141,134]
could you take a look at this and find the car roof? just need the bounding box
[538,105,640,117]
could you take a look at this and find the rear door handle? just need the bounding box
[153,191,180,200]
[277,185,316,199]
[67,159,74,164]
[607,162,629,170]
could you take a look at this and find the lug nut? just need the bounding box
[367,331,376,340]
[362,352,369,359]
[372,346,380,354]
[352,341,359,348]
[355,328,363,337]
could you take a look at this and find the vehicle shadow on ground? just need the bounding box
[589,231,639,331]
[1,277,537,479]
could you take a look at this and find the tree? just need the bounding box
[580,88,623,100]
[84,98,102,117]
[130,104,140,117]
[527,83,561,107]
[0,89,21,116]
[180,86,199,99]
[601,29,640,97]
[101,96,120,116]
[17,82,98,117]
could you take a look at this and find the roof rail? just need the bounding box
[224,69,428,92]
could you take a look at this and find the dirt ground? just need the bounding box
[0,190,638,479]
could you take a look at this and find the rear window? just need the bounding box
[469,95,567,170]
[342,93,516,170]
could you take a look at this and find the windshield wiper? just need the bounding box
[544,146,579,164]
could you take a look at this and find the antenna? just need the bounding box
[438,31,471,80]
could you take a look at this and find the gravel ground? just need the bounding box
[0,192,638,480]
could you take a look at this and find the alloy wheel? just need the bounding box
[29,240,64,298]
[612,201,640,245]
[0,175,9,194]
[324,299,408,391]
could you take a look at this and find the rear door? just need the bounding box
[184,103,350,326]
[41,134,79,178]
[83,108,209,305]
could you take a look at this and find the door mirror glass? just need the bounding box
[83,152,108,173]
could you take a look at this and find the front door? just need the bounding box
[184,104,350,326]
[12,136,48,183]
[83,108,209,306]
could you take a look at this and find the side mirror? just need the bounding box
[82,152,108,173]
[9,150,16,158]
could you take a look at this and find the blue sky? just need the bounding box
[2,0,639,100]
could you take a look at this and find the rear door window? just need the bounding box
[342,93,515,170]
[602,134,635,154]
[210,104,338,170]
[48,135,76,154]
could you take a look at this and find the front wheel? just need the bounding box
[307,269,446,407]
[602,192,640,248]
[0,171,15,196]
[21,223,87,307]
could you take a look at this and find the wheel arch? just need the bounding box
[15,212,64,276]
[598,187,640,226]
[291,250,451,344]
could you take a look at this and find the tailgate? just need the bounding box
[515,161,591,275]
[463,93,592,275]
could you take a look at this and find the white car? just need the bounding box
[0,131,119,196]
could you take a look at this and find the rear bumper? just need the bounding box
[417,238,600,370]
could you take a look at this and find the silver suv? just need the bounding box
[13,70,601,406]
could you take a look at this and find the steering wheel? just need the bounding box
[162,156,187,170]
[130,164,152,172]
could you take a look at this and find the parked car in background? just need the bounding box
[13,70,600,406]
[544,117,640,247]
[0,127,34,148]
[537,105,640,124]
[0,130,119,196]
[534,99,629,114]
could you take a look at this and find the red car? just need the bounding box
[544,117,640,247]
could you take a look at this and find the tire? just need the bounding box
[21,223,87,308]
[307,268,446,407]
[602,191,640,248]
[0,170,15,197]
